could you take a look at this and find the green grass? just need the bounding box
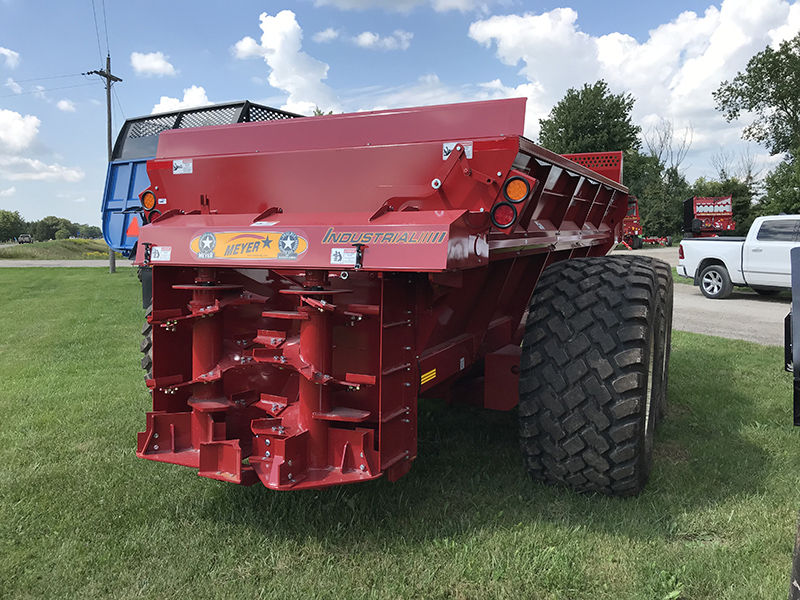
[0,267,798,599]
[673,266,691,285]
[0,239,122,260]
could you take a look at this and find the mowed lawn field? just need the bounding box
[1,267,799,599]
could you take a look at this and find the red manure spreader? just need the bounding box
[683,195,735,237]
[106,98,672,496]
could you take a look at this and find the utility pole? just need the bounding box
[86,55,122,273]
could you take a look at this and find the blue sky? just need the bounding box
[1,0,798,227]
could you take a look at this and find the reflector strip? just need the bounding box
[421,369,436,385]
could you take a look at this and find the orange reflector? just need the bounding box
[126,218,140,237]
[503,177,530,203]
[491,202,517,229]
[141,191,156,211]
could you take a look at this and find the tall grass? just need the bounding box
[0,267,797,599]
[0,239,122,260]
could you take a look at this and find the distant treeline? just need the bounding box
[0,210,102,243]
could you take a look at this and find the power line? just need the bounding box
[3,73,84,84]
[112,86,126,121]
[90,0,104,66]
[0,81,101,99]
[101,0,110,55]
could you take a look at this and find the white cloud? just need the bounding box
[0,186,16,197]
[131,51,178,77]
[56,99,76,113]
[354,30,413,51]
[312,0,480,12]
[151,85,212,113]
[0,109,40,153]
[4,78,21,94]
[232,10,341,115]
[0,47,20,69]
[0,156,84,182]
[469,0,800,154]
[313,28,341,43]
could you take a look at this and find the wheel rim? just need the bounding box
[702,271,722,295]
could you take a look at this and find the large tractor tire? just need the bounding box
[627,256,673,424]
[519,257,662,496]
[141,303,153,381]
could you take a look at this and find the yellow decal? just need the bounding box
[190,231,308,260]
[421,369,437,385]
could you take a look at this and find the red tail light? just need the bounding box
[678,244,684,259]
[491,202,517,229]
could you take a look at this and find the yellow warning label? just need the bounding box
[420,369,436,385]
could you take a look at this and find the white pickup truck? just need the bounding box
[677,214,800,298]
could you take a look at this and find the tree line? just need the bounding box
[0,210,102,243]
[538,32,800,237]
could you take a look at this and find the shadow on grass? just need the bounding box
[182,331,774,549]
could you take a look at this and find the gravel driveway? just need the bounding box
[612,246,790,347]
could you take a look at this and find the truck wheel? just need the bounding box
[141,303,153,381]
[519,257,660,496]
[665,236,673,247]
[633,236,644,250]
[699,264,733,299]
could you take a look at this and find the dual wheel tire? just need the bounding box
[519,256,673,497]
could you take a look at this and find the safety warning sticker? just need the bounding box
[173,159,193,175]
[330,248,357,266]
[442,141,472,160]
[150,246,171,262]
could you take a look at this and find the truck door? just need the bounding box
[743,218,800,288]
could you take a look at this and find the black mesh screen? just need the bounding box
[179,107,238,129]
[247,105,296,122]
[127,114,178,139]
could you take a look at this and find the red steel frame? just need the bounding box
[134,99,628,489]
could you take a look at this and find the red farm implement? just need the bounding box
[620,196,671,250]
[683,195,735,237]
[109,98,673,496]
[560,155,671,250]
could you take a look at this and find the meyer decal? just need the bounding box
[321,228,447,245]
[190,231,308,260]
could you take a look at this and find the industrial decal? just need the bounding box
[190,231,308,261]
[321,229,447,245]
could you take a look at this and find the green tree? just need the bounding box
[714,32,800,156]
[32,216,62,241]
[638,166,690,236]
[54,228,71,240]
[754,159,800,216]
[0,210,26,242]
[538,80,641,153]
[80,225,102,238]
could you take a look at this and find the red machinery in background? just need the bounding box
[562,153,671,250]
[115,98,672,497]
[683,195,736,237]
